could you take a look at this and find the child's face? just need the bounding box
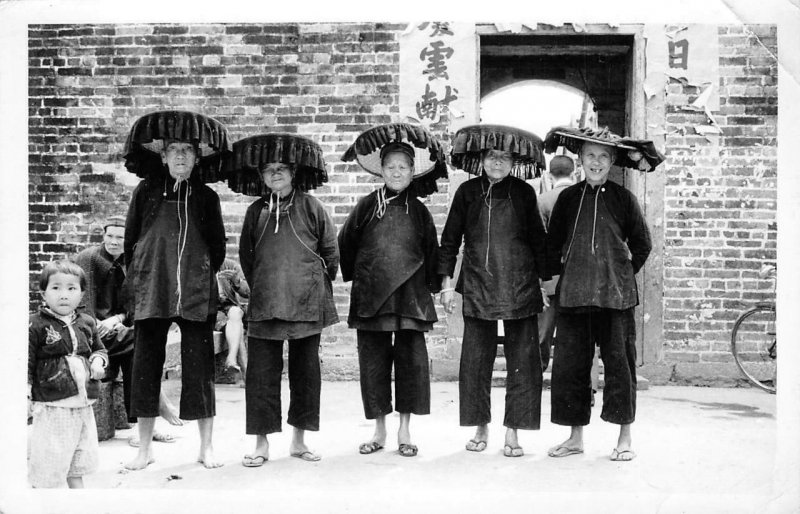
[42,272,83,317]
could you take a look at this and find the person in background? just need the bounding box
[216,257,250,384]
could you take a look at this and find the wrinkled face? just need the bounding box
[103,225,124,257]
[380,151,414,192]
[42,272,83,317]
[262,163,295,195]
[161,141,198,181]
[482,150,514,181]
[579,142,614,186]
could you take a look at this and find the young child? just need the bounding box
[28,260,108,488]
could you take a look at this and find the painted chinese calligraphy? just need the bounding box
[414,22,459,122]
[669,39,689,70]
[416,83,459,121]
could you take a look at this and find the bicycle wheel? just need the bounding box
[731,305,776,393]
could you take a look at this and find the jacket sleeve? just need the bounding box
[203,188,227,273]
[337,197,367,283]
[239,202,258,289]
[420,204,441,294]
[524,186,551,282]
[625,192,652,274]
[315,201,340,283]
[546,190,571,278]
[86,316,108,366]
[232,262,251,299]
[437,183,467,278]
[124,182,145,269]
[28,321,38,386]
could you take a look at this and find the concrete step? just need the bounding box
[491,370,650,390]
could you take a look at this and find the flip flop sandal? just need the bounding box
[358,442,384,455]
[548,445,584,458]
[290,450,321,462]
[465,439,487,452]
[242,455,268,467]
[398,444,418,457]
[610,449,636,461]
[503,445,524,457]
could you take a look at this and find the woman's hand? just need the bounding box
[90,357,106,380]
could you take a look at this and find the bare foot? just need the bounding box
[124,451,155,470]
[197,447,224,469]
[159,404,184,426]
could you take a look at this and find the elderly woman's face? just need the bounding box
[262,163,294,195]
[482,150,514,181]
[161,141,198,181]
[381,152,414,192]
[579,142,614,186]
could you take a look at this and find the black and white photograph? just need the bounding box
[1,0,799,512]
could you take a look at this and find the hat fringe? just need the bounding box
[123,110,232,183]
[450,124,546,179]
[226,134,328,196]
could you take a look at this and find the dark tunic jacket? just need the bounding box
[239,191,339,324]
[546,179,652,311]
[28,308,107,402]
[124,175,226,321]
[338,189,440,324]
[437,175,549,319]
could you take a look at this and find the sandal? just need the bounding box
[398,443,418,457]
[465,439,487,452]
[358,441,384,455]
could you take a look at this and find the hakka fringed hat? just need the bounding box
[544,126,665,172]
[450,124,546,179]
[123,110,232,182]
[341,123,448,198]
[225,134,328,196]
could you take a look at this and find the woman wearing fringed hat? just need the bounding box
[232,134,339,467]
[542,126,663,462]
[338,123,447,457]
[121,110,231,470]
[438,124,549,457]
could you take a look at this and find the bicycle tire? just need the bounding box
[731,305,776,393]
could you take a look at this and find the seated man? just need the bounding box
[73,215,183,446]
[216,258,250,382]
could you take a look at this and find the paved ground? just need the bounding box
[7,381,798,513]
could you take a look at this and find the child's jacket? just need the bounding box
[28,308,107,402]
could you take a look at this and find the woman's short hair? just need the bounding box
[39,260,87,291]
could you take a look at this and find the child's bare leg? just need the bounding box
[197,417,222,468]
[224,307,245,369]
[397,413,411,446]
[125,417,156,470]
[66,476,84,488]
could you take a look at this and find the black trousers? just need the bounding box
[357,330,431,419]
[130,317,216,420]
[459,316,542,430]
[245,334,321,434]
[551,308,637,426]
[104,349,134,423]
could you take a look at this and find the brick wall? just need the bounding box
[28,23,452,371]
[28,23,778,383]
[661,25,777,374]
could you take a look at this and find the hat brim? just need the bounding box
[225,134,328,196]
[123,110,232,182]
[544,126,665,172]
[355,145,440,177]
[449,124,545,179]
